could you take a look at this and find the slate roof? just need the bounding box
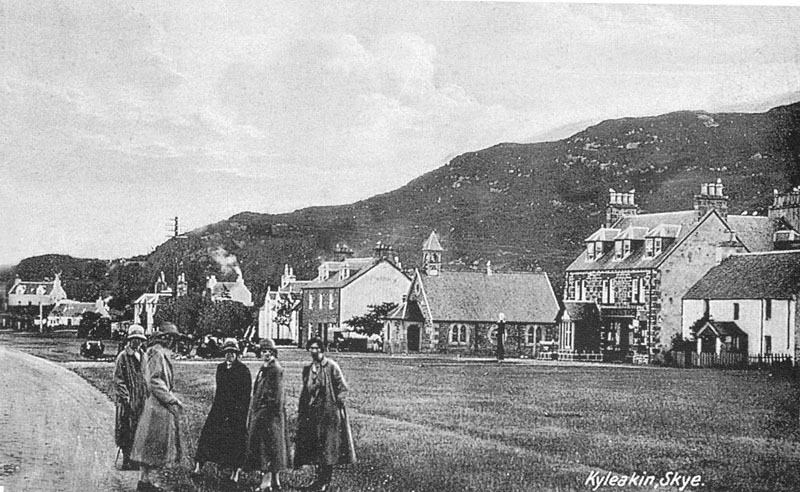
[422,231,444,251]
[562,302,600,321]
[585,228,620,242]
[568,209,788,273]
[48,300,109,318]
[684,250,800,300]
[615,226,649,241]
[568,211,699,272]
[696,320,746,337]
[416,271,559,324]
[9,281,57,296]
[726,216,783,253]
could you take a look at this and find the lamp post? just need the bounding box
[497,313,506,362]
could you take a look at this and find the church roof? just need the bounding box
[414,270,559,324]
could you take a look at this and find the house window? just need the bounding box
[526,326,536,345]
[765,299,771,320]
[329,292,334,310]
[654,238,663,256]
[581,280,588,301]
[602,279,609,304]
[645,238,654,257]
[450,325,468,345]
[319,293,324,309]
[623,240,631,257]
[639,278,646,304]
[733,303,740,320]
[614,241,623,260]
[308,294,313,311]
[631,278,639,303]
[764,336,772,355]
[609,279,616,304]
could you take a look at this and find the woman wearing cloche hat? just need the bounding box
[114,324,147,471]
[245,338,290,492]
[130,322,184,492]
[193,337,252,483]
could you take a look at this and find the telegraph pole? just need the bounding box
[166,216,187,297]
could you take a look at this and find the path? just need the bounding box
[0,344,137,491]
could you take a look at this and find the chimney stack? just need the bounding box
[694,178,728,220]
[606,188,639,227]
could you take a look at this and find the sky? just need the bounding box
[2,0,800,267]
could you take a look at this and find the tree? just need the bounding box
[344,302,398,336]
[153,293,204,336]
[196,300,255,338]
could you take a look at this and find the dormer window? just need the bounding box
[596,241,603,256]
[614,241,623,260]
[623,240,631,257]
[654,237,663,255]
[645,238,654,257]
[586,243,595,260]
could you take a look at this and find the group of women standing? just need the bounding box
[125,322,356,492]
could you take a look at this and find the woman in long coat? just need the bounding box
[114,324,148,471]
[294,337,356,492]
[131,322,184,492]
[193,338,252,482]
[245,338,290,492]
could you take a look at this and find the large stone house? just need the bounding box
[682,250,800,358]
[258,265,308,344]
[300,244,411,348]
[564,181,798,358]
[384,231,560,355]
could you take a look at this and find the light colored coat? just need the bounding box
[130,344,181,467]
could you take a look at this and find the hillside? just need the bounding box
[7,102,800,307]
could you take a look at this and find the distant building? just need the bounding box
[133,271,175,334]
[258,265,308,344]
[384,232,560,355]
[682,250,800,358]
[47,297,111,329]
[205,267,253,306]
[564,180,797,358]
[300,243,411,347]
[7,273,67,308]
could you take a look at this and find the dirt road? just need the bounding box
[0,344,137,491]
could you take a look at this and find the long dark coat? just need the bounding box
[195,359,252,467]
[114,346,147,454]
[245,359,290,472]
[131,344,181,467]
[294,357,357,467]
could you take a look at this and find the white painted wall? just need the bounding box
[682,298,796,356]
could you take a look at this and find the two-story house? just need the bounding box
[300,244,411,347]
[385,231,560,355]
[564,180,796,358]
[682,250,800,359]
[8,273,68,308]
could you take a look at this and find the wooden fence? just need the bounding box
[673,351,793,369]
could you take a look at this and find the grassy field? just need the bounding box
[4,331,800,492]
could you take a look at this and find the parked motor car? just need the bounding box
[80,328,106,359]
[195,332,225,358]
